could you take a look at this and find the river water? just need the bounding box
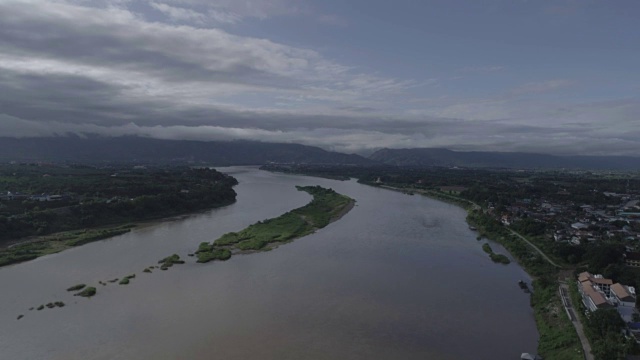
[0,167,538,359]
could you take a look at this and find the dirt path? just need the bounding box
[507,229,563,268]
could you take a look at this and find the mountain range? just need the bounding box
[0,136,372,165]
[0,136,638,170]
[369,148,640,170]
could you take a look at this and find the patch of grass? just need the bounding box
[489,253,511,264]
[74,286,97,297]
[196,186,354,263]
[481,242,511,264]
[0,226,133,267]
[119,274,136,285]
[196,248,231,263]
[482,243,492,254]
[66,284,86,292]
[532,280,583,360]
[158,254,185,269]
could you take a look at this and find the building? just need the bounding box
[581,283,612,311]
[591,276,613,296]
[578,272,614,311]
[611,283,636,307]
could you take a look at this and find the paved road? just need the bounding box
[559,283,594,360]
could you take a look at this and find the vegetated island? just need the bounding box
[196,185,355,263]
[0,165,238,267]
[482,243,511,264]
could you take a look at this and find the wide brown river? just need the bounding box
[0,167,538,359]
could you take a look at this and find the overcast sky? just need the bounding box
[0,0,638,155]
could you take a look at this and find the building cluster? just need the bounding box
[577,271,640,339]
[489,191,640,249]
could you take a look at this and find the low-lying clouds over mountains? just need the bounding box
[1,0,638,155]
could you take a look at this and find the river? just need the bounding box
[0,167,538,359]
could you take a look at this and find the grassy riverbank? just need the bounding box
[0,225,134,267]
[0,165,238,268]
[197,185,354,262]
[467,210,582,360]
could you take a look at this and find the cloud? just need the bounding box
[152,0,304,21]
[0,0,637,157]
[150,2,203,22]
[508,79,573,96]
[458,66,504,74]
[0,1,413,108]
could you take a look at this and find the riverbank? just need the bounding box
[196,185,355,262]
[0,199,237,268]
[372,184,583,360]
[0,167,540,359]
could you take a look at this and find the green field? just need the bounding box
[197,186,354,263]
[0,226,133,267]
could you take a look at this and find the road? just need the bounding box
[507,229,563,268]
[559,283,594,360]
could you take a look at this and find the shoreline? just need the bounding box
[0,200,237,268]
[196,186,355,261]
[366,183,583,359]
[233,199,356,255]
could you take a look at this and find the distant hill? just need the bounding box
[369,148,640,171]
[0,136,374,165]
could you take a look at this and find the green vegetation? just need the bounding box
[36,305,44,311]
[158,254,185,270]
[119,274,136,285]
[43,301,66,308]
[569,281,636,359]
[0,226,134,267]
[482,243,511,264]
[263,164,640,358]
[0,165,238,267]
[585,310,634,359]
[196,185,354,263]
[531,280,583,359]
[196,244,231,263]
[74,287,97,298]
[66,284,86,292]
[467,210,582,359]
